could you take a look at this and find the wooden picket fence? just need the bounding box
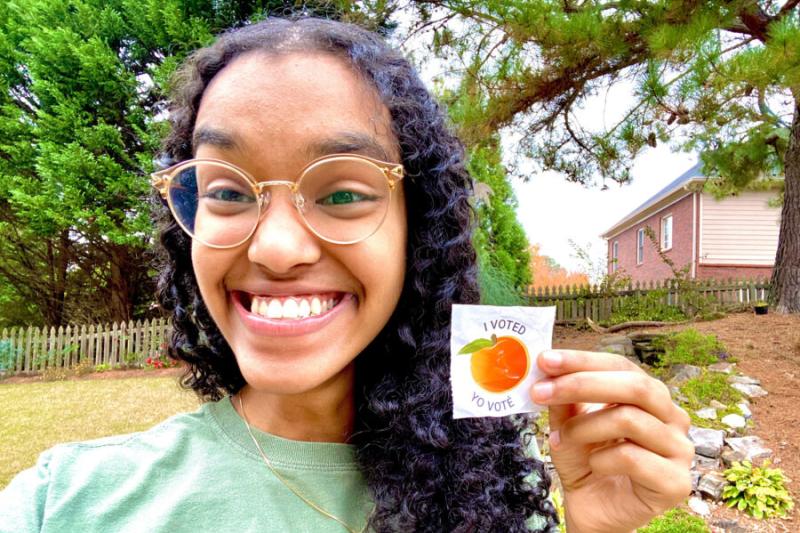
[525,278,771,324]
[0,318,171,375]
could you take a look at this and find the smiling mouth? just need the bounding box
[236,291,344,320]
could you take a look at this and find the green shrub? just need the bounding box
[94,363,111,373]
[608,289,687,325]
[722,461,794,519]
[655,329,727,367]
[637,508,708,533]
[680,371,742,409]
[476,247,525,306]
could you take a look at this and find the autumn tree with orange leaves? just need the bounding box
[528,244,589,290]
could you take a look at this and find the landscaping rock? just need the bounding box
[728,375,761,386]
[709,399,727,410]
[721,448,740,468]
[712,519,747,533]
[695,407,717,420]
[688,496,711,517]
[725,436,773,463]
[737,403,752,419]
[693,454,721,471]
[708,362,735,374]
[730,383,768,398]
[691,470,701,490]
[667,364,703,385]
[721,413,747,429]
[601,344,632,357]
[697,471,728,501]
[689,426,725,458]
[598,335,630,347]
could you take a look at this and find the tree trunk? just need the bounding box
[771,95,800,313]
[108,243,132,323]
[42,231,70,326]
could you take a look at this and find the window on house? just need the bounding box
[611,241,619,272]
[661,215,673,251]
[637,228,645,264]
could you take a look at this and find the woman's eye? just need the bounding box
[203,188,254,203]
[318,190,371,205]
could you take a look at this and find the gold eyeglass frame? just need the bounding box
[151,153,405,248]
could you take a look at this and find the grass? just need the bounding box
[637,508,708,532]
[0,376,199,489]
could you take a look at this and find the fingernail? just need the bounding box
[532,380,554,402]
[541,350,562,368]
[549,430,561,450]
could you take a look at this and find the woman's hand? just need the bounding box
[531,350,694,533]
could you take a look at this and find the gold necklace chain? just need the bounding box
[238,393,370,533]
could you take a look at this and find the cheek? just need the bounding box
[190,242,233,309]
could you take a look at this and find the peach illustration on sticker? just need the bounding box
[458,334,530,393]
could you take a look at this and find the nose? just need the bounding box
[246,186,322,274]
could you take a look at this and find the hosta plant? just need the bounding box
[722,460,794,519]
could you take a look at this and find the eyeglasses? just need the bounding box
[151,154,404,248]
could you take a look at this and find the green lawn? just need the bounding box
[0,376,199,489]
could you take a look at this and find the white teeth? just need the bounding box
[248,295,339,320]
[282,299,298,319]
[267,299,283,319]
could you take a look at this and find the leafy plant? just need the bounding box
[608,289,687,325]
[722,461,794,519]
[654,329,727,367]
[638,508,708,533]
[145,354,177,370]
[550,487,566,533]
[72,358,95,377]
[94,363,111,373]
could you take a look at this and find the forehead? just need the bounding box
[193,51,398,163]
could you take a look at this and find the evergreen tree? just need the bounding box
[0,0,370,326]
[403,0,800,312]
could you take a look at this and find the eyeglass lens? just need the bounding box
[167,158,392,246]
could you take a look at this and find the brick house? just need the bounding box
[601,163,781,283]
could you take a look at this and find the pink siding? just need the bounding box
[607,194,695,283]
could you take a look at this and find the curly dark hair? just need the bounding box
[156,16,557,533]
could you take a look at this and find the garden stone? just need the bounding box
[725,436,773,463]
[601,344,632,357]
[691,470,701,490]
[709,400,727,410]
[708,362,735,374]
[721,448,739,468]
[721,413,746,429]
[688,496,711,517]
[598,335,630,347]
[667,364,702,385]
[689,426,725,458]
[712,519,747,533]
[731,383,768,398]
[728,375,761,386]
[693,454,720,471]
[737,403,752,419]
[697,471,727,501]
[695,407,717,420]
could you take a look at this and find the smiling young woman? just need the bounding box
[0,17,693,533]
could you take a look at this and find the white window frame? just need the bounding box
[611,241,619,272]
[636,228,645,265]
[661,214,673,251]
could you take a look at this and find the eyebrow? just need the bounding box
[192,126,395,162]
[192,127,240,151]
[304,132,394,162]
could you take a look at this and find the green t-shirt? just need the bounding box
[0,398,372,533]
